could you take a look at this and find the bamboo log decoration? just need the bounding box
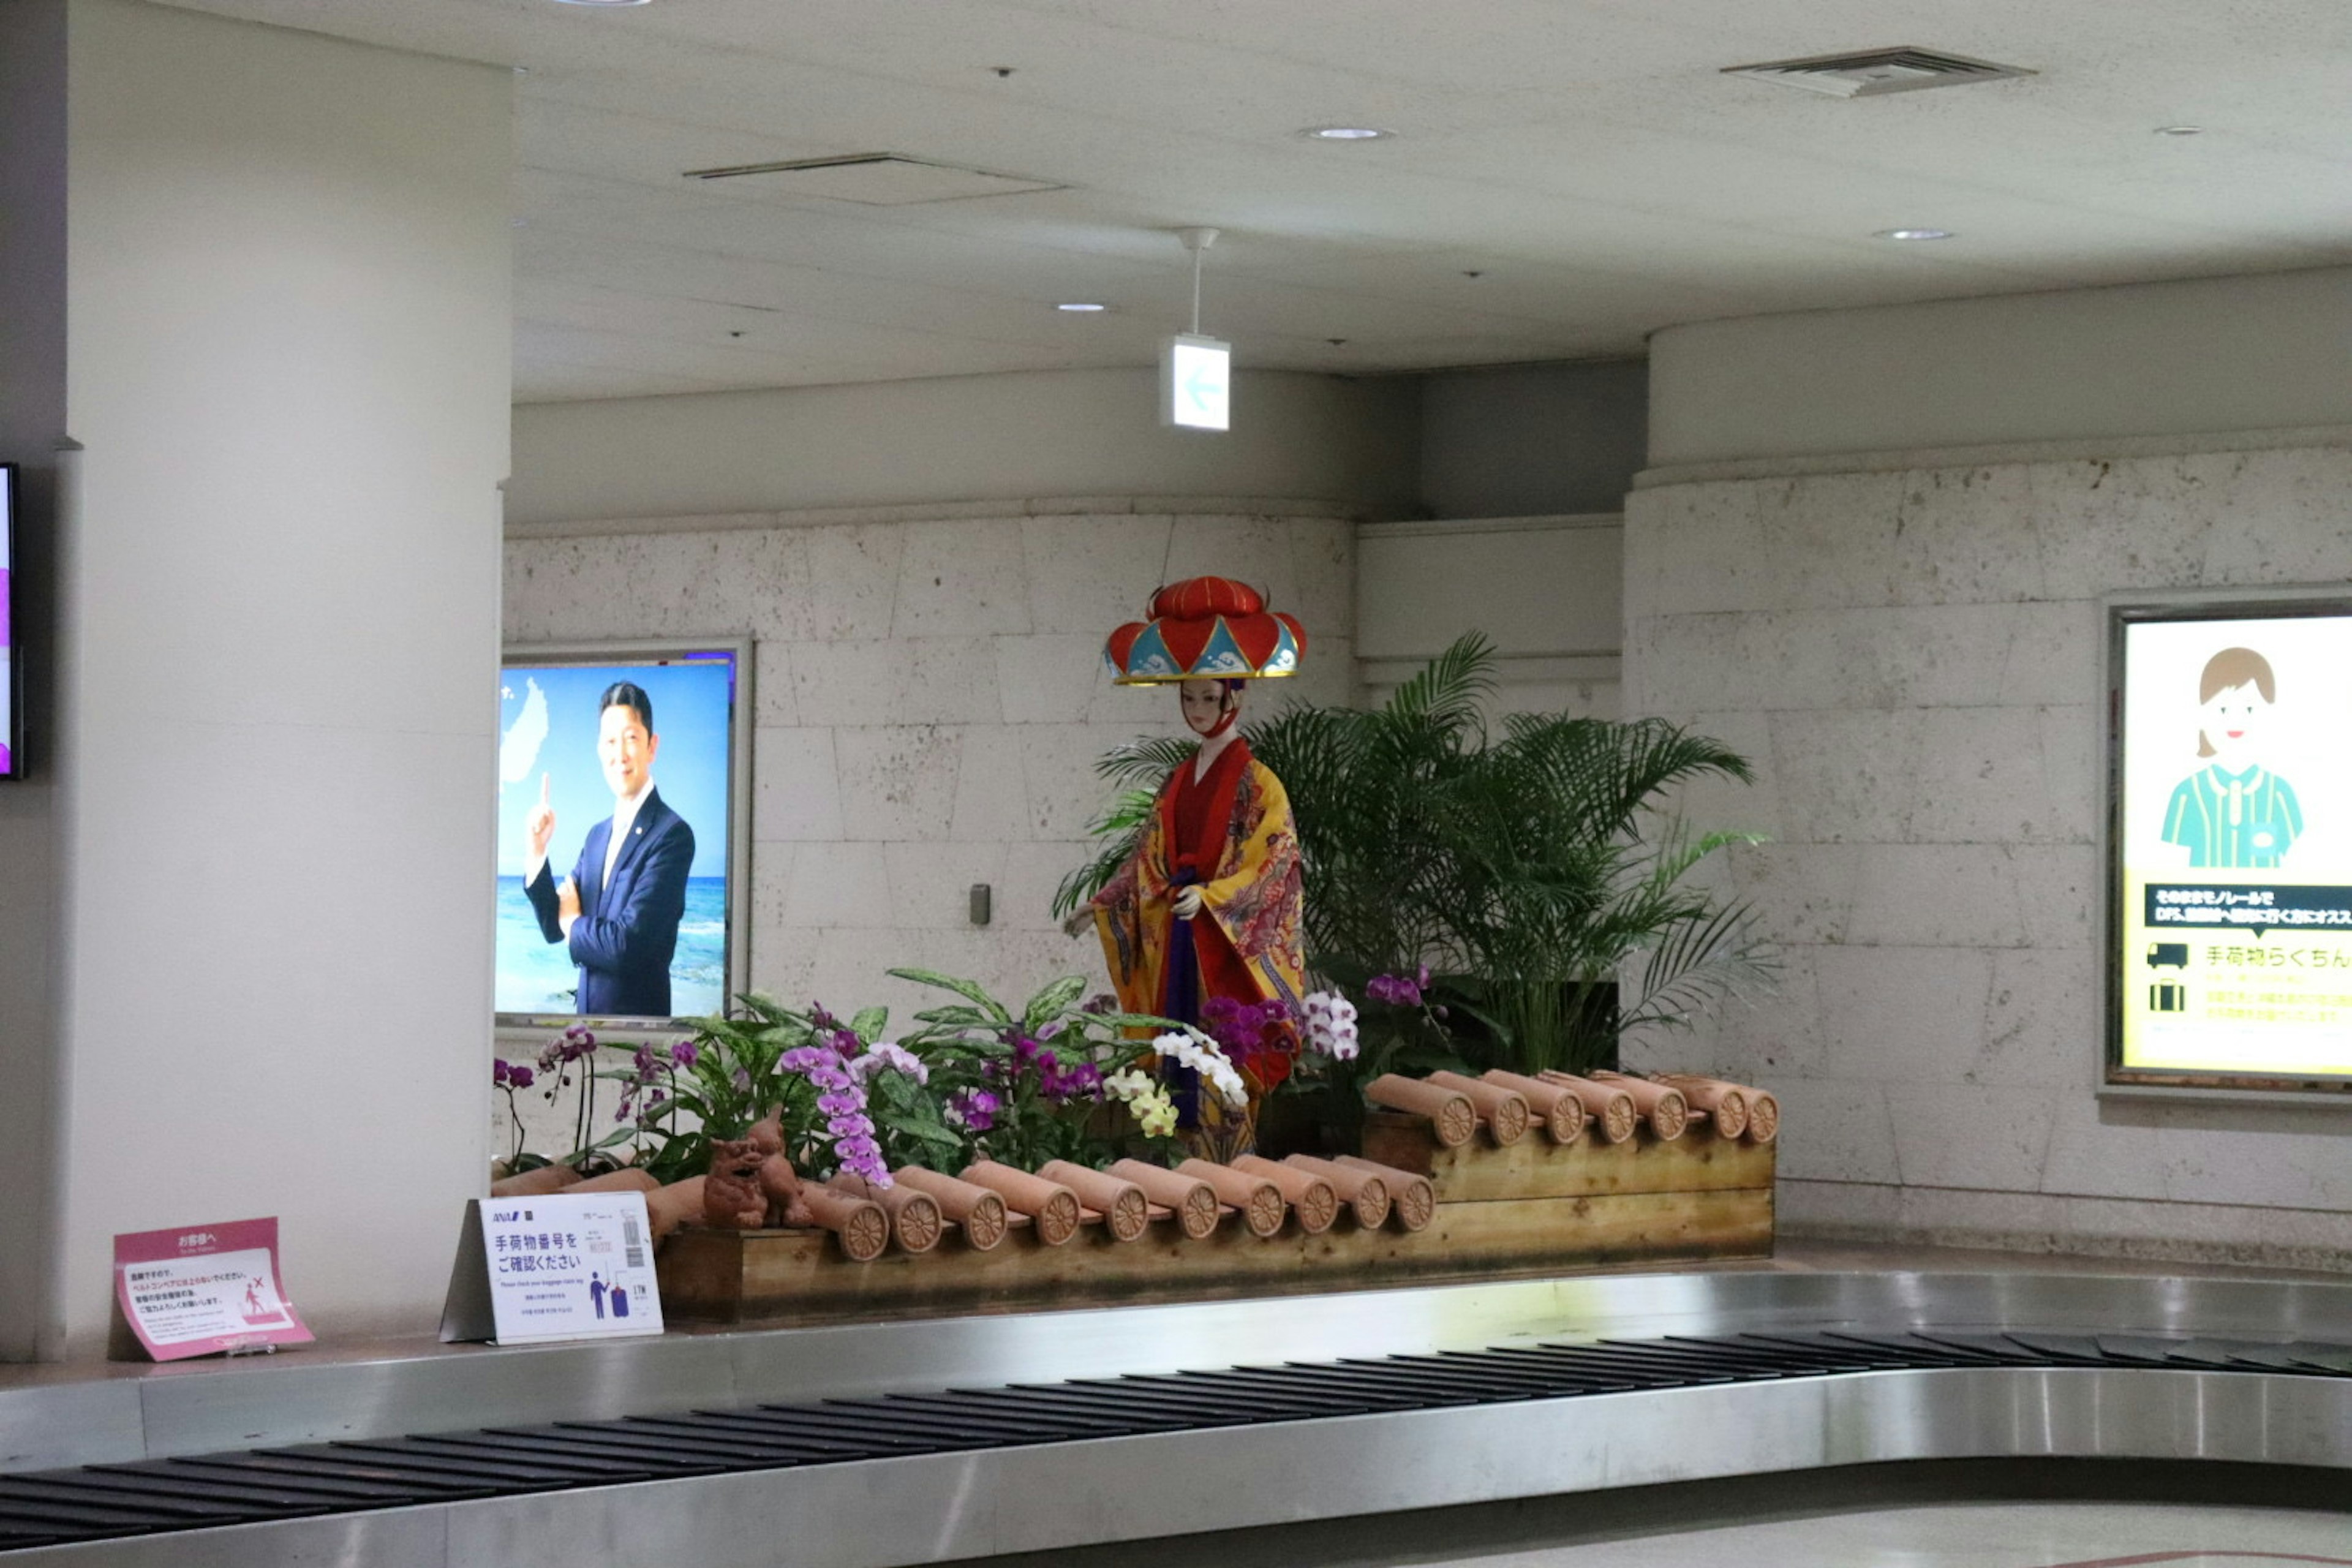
[568,1167,661,1196]
[1648,1074,1747,1140]
[1336,1156,1436,1232]
[1283,1155,1390,1230]
[890,1167,1011,1251]
[1592,1071,1688,1140]
[796,1185,891,1262]
[1178,1159,1287,1239]
[490,1164,584,1199]
[1536,1072,1640,1144]
[1365,1074,1478,1147]
[1744,1088,1779,1145]
[1479,1070,1587,1144]
[960,1161,1082,1246]
[1232,1155,1339,1235]
[1109,1160,1220,1240]
[831,1174,944,1255]
[1425,1071,1532,1145]
[645,1177,705,1243]
[1039,1161,1150,1243]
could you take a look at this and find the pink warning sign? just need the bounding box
[113,1216,314,1361]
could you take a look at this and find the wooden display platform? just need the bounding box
[658,1114,1774,1325]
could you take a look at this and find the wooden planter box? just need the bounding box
[658,1113,1773,1326]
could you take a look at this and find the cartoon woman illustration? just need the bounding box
[2162,646,2303,869]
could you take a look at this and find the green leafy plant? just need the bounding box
[892,968,1198,1170]
[603,995,945,1187]
[1060,633,1772,1079]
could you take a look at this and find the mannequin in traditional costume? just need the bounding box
[1065,578,1308,1158]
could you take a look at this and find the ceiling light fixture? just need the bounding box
[548,0,651,8]
[1056,303,1107,312]
[1302,126,1393,141]
[1875,227,1954,241]
[2155,124,2205,136]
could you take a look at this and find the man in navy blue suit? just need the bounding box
[524,681,696,1018]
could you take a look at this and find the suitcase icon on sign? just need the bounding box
[2149,982,2188,1013]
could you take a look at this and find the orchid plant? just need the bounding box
[890,968,1199,1170]
[605,993,959,1187]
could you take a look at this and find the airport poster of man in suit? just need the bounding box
[494,655,736,1020]
[2118,612,2352,1081]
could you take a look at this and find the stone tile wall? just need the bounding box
[1623,444,2352,1268]
[503,502,1356,1036]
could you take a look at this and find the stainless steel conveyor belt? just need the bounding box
[6,1270,2352,1566]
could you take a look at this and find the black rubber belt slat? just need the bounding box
[1412,1349,1646,1393]
[608,1418,843,1461]
[0,1479,257,1524]
[881,1393,1165,1438]
[1521,1344,1743,1385]
[173,1452,500,1499]
[757,1404,1028,1448]
[1321,1357,1547,1401]
[1200,1363,1485,1409]
[668,1410,932,1457]
[1041,1379,1295,1420]
[516,1425,807,1469]
[776,1401,1033,1442]
[74,1464,345,1513]
[1911,1331,2102,1365]
[937,1386,1237,1433]
[1003,1382,1276,1427]
[324,1438,648,1484]
[1707,1334,1913,1372]
[1814,1331,2013,1365]
[820,1396,1101,1442]
[1160,1366,1443,1412]
[288,1442,582,1490]
[0,1498,172,1536]
[445,1431,722,1476]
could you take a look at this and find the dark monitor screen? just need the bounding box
[1,463,17,780]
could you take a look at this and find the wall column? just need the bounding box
[0,0,512,1357]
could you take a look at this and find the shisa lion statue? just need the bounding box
[1066,576,1308,1159]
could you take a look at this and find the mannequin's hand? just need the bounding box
[1172,888,1205,920]
[1061,907,1095,938]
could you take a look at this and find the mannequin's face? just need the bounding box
[1180,679,1238,737]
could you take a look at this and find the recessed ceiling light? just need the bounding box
[1055,302,1108,312]
[2155,124,2205,136]
[1875,227,1954,241]
[1302,126,1393,141]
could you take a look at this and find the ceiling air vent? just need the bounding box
[679,153,1064,204]
[1723,47,2034,99]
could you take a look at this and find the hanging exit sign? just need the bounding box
[1161,334,1231,432]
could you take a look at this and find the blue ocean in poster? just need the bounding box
[496,875,728,1018]
[494,655,734,1019]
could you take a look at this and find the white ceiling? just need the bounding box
[161,0,2352,402]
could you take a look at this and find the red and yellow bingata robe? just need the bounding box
[1090,739,1306,1156]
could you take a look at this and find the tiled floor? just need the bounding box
[1425,1503,2352,1568]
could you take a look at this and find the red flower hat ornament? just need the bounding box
[1103,576,1308,685]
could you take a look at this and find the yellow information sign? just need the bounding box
[2116,609,2352,1085]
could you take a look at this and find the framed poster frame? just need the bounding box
[2102,587,2352,1103]
[494,636,753,1042]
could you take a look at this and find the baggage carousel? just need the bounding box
[4,1267,2351,1565]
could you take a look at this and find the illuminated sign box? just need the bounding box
[1160,334,1230,432]
[2107,595,2352,1096]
